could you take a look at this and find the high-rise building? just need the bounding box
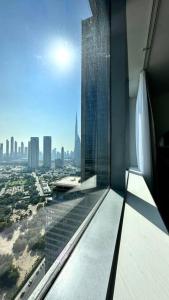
[56,151,61,159]
[61,146,64,168]
[81,17,97,181]
[21,142,24,157]
[15,141,17,158]
[10,136,14,158]
[27,143,30,162]
[70,151,74,160]
[43,136,52,168]
[74,114,81,167]
[6,139,9,160]
[0,143,3,161]
[81,8,110,187]
[25,146,28,157]
[52,148,57,160]
[28,137,39,169]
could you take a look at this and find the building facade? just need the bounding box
[81,16,97,181]
[43,136,52,169]
[28,137,39,169]
[74,114,81,167]
[0,143,3,161]
[6,139,9,160]
[61,146,64,168]
[10,136,14,159]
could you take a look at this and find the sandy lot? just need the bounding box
[13,246,40,287]
[0,228,20,255]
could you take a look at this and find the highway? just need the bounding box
[32,172,44,196]
[15,258,45,300]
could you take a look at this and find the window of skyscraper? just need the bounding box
[0,1,110,299]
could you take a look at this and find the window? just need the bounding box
[0,1,110,299]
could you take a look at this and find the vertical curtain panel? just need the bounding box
[136,71,152,188]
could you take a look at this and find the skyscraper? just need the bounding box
[18,147,21,155]
[52,148,57,160]
[81,16,97,181]
[74,114,81,167]
[15,141,17,158]
[21,142,24,157]
[43,136,52,168]
[25,146,28,157]
[28,137,39,169]
[10,136,14,158]
[0,143,3,161]
[6,139,9,160]
[81,6,110,187]
[61,146,64,168]
[28,141,31,166]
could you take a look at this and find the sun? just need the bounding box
[48,40,74,71]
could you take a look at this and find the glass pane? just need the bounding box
[0,1,110,299]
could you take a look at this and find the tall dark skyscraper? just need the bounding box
[15,141,17,158]
[21,142,24,157]
[10,136,14,158]
[81,2,110,187]
[6,139,9,160]
[25,146,28,157]
[28,137,39,169]
[43,136,52,169]
[61,146,64,168]
[28,144,30,166]
[81,16,97,181]
[74,114,81,167]
[0,143,3,161]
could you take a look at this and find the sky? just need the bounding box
[0,0,91,151]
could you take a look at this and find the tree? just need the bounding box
[13,236,27,255]
[0,255,19,287]
[0,266,19,287]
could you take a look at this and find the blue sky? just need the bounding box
[0,0,91,151]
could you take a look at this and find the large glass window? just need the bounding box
[0,1,110,299]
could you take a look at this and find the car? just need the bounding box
[28,280,32,287]
[20,292,25,298]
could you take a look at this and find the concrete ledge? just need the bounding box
[45,189,124,300]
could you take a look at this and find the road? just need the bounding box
[32,172,44,196]
[15,258,45,300]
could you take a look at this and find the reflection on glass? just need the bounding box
[0,0,110,299]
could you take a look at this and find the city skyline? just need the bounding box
[0,134,75,153]
[0,0,91,150]
[0,114,80,158]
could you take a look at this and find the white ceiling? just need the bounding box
[127,0,169,97]
[127,0,154,98]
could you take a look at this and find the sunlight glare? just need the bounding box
[48,40,74,72]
